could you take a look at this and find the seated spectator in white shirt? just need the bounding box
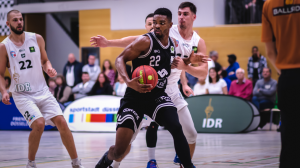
[193,79,208,96]
[206,68,228,95]
[82,55,101,82]
[114,73,127,97]
[72,72,95,100]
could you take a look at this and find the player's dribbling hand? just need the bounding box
[2,92,11,105]
[128,76,152,93]
[47,68,57,77]
[90,35,109,47]
[182,84,194,97]
[189,52,210,64]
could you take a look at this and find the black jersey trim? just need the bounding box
[151,32,170,49]
[138,34,153,58]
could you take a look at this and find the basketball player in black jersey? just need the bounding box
[95,8,195,168]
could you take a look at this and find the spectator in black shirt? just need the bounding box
[88,72,113,95]
[209,51,222,74]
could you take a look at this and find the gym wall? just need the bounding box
[79,9,278,81]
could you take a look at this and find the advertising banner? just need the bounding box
[0,0,14,36]
[63,95,122,132]
[186,95,260,133]
[0,98,53,130]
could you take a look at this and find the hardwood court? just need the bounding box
[0,129,280,168]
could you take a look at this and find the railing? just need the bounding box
[14,0,82,5]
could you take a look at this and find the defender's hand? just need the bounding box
[171,57,187,70]
[47,68,57,77]
[90,35,109,47]
[2,92,11,105]
[128,76,152,93]
[182,84,194,97]
[189,52,210,64]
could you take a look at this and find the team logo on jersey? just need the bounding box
[13,67,20,83]
[19,49,25,52]
[192,46,198,53]
[182,43,190,48]
[154,50,160,53]
[171,46,175,54]
[14,82,32,92]
[21,53,26,58]
[10,51,17,58]
[29,46,35,53]
[176,40,179,47]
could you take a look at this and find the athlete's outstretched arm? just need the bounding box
[115,36,152,93]
[0,44,11,105]
[180,70,194,97]
[90,35,139,48]
[37,34,57,78]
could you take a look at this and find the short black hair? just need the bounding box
[178,2,197,14]
[82,72,89,75]
[154,8,172,22]
[7,10,21,21]
[145,13,154,23]
[252,46,259,51]
[221,70,228,78]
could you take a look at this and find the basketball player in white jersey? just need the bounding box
[90,2,207,167]
[0,10,84,168]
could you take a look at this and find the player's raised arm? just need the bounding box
[115,36,152,93]
[90,35,139,48]
[0,44,11,105]
[37,34,57,78]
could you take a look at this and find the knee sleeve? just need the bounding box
[146,122,159,147]
[178,106,197,144]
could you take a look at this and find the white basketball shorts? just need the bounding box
[12,87,63,128]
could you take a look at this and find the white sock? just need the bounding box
[148,147,156,161]
[28,160,35,166]
[71,158,79,165]
[112,160,120,168]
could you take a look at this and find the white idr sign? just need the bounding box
[202,118,223,128]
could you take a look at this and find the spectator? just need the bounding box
[220,70,231,91]
[82,55,101,82]
[0,76,11,100]
[229,68,253,101]
[226,54,240,80]
[54,75,74,104]
[247,46,268,87]
[102,59,116,86]
[209,50,222,73]
[48,78,56,95]
[72,72,95,100]
[114,73,127,97]
[88,73,113,95]
[63,53,83,88]
[193,79,208,96]
[205,56,215,83]
[207,68,228,95]
[252,67,277,110]
[185,72,198,89]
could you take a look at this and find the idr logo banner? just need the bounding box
[202,98,223,128]
[0,0,14,36]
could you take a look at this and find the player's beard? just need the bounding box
[179,23,187,30]
[10,24,24,35]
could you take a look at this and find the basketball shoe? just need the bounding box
[147,159,158,168]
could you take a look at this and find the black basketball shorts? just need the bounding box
[116,93,175,133]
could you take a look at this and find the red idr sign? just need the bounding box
[10,51,17,58]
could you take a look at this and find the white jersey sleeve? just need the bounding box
[1,32,48,93]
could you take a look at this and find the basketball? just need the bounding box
[132,65,158,90]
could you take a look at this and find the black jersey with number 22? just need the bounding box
[124,32,176,99]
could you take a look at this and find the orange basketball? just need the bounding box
[132,65,158,90]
